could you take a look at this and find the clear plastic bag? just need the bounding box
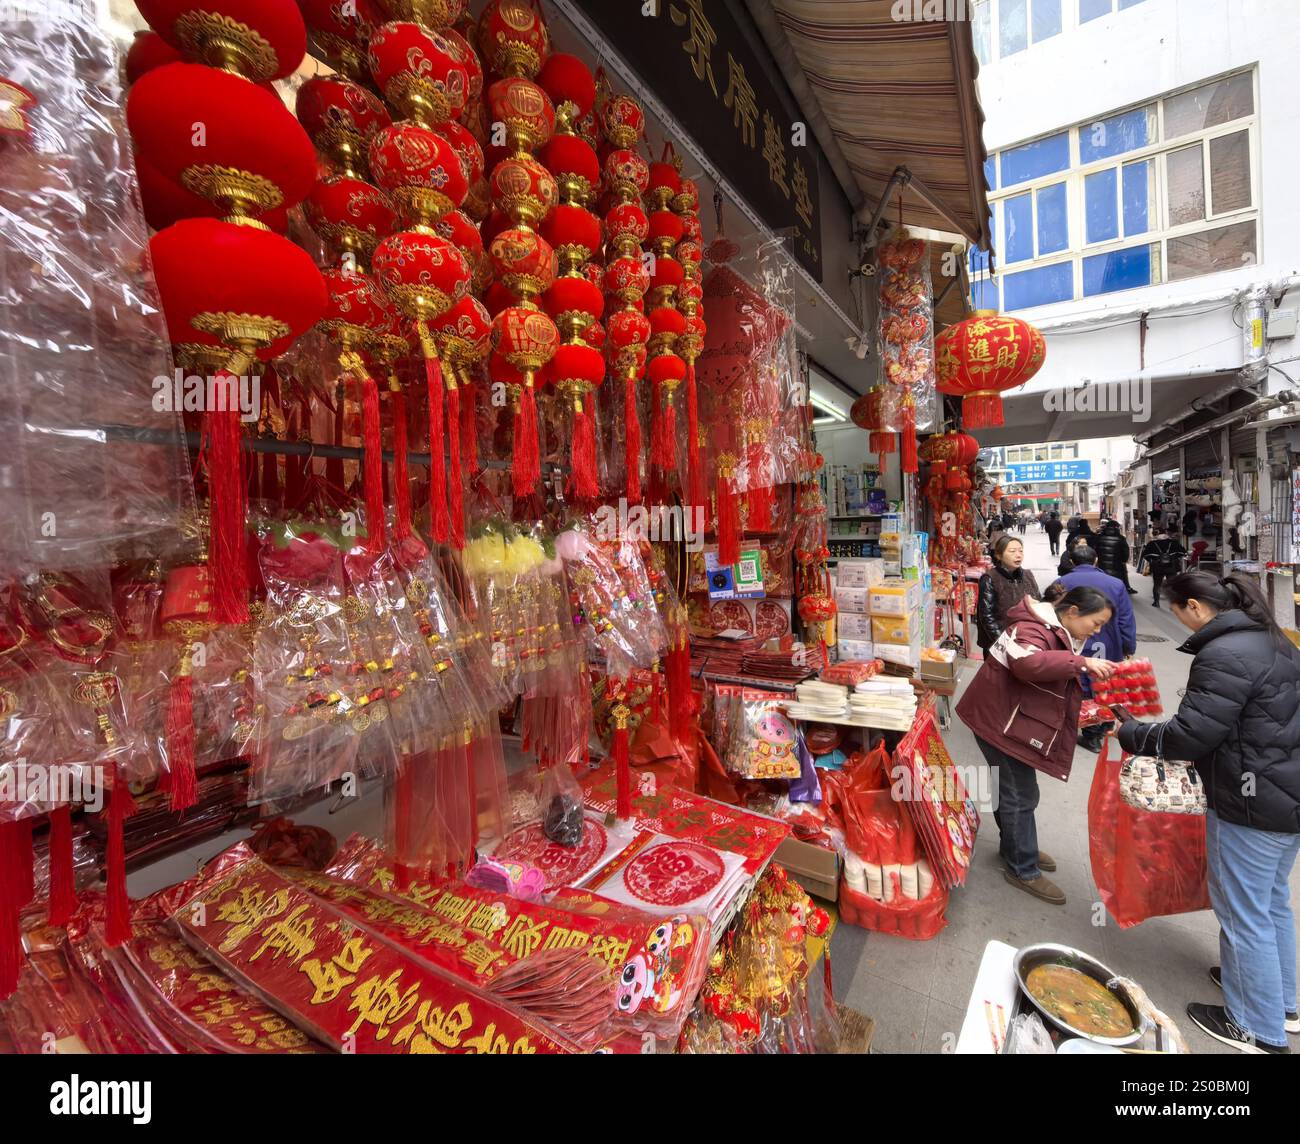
[0,7,192,578]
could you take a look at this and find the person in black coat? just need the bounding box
[1117,572,1300,1054]
[1044,511,1064,555]
[1094,519,1136,594]
[976,535,1041,651]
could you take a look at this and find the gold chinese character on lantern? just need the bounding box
[670,0,718,95]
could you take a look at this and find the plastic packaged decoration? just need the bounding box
[0,8,193,579]
[875,230,937,472]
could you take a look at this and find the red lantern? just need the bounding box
[368,122,468,226]
[368,21,469,125]
[603,148,649,202]
[488,228,557,301]
[936,309,1046,429]
[601,93,645,149]
[296,76,390,179]
[128,63,316,221]
[477,0,550,79]
[538,53,596,119]
[850,386,899,461]
[489,154,557,227]
[604,202,649,253]
[543,276,604,338]
[541,204,601,275]
[434,209,490,291]
[437,119,485,185]
[492,306,558,499]
[541,133,600,207]
[136,156,288,233]
[487,77,556,153]
[304,175,398,264]
[372,230,471,321]
[125,31,182,84]
[436,295,493,366]
[550,342,605,501]
[135,0,307,81]
[300,0,385,80]
[442,27,483,100]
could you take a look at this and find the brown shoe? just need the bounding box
[1004,868,1066,905]
[996,851,1057,873]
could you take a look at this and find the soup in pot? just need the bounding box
[1025,964,1134,1038]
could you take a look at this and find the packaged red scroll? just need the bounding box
[170,843,580,1053]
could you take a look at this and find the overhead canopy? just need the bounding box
[763,0,992,250]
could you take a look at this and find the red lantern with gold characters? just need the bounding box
[936,309,1046,429]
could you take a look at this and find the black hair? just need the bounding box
[1054,585,1113,619]
[1165,571,1287,647]
[992,534,1023,562]
[1042,580,1068,605]
[1069,545,1098,566]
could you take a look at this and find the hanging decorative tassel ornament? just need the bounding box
[163,645,198,811]
[665,615,694,742]
[422,338,451,545]
[612,700,633,820]
[445,379,465,550]
[717,453,742,567]
[46,805,77,928]
[0,819,28,998]
[624,371,642,503]
[104,764,136,948]
[205,386,249,626]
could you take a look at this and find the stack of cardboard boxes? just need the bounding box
[833,559,927,669]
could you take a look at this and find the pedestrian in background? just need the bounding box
[1095,517,1137,595]
[1117,571,1300,1054]
[1138,527,1186,609]
[958,587,1118,905]
[1045,511,1064,556]
[977,535,1041,653]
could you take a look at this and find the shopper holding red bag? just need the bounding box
[957,587,1116,906]
[1117,571,1300,1055]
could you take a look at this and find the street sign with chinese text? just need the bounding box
[1007,460,1093,483]
[572,0,824,279]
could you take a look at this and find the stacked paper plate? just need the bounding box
[850,678,918,730]
[782,680,850,721]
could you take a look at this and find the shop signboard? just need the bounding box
[1007,460,1093,484]
[571,0,824,279]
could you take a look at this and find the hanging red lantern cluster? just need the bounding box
[936,309,1047,429]
[674,171,707,519]
[850,386,900,472]
[875,231,936,473]
[918,430,981,567]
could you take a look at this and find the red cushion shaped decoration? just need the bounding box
[128,63,316,219]
[299,0,385,80]
[368,21,469,126]
[541,204,601,274]
[538,52,595,119]
[305,175,398,263]
[541,133,600,205]
[368,122,468,227]
[125,31,182,84]
[135,0,307,81]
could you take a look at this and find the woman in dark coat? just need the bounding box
[958,588,1117,905]
[1117,572,1300,1054]
[976,535,1041,652]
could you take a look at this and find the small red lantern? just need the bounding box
[300,0,384,80]
[368,22,469,126]
[604,202,649,253]
[936,309,1046,429]
[296,75,391,179]
[371,230,472,321]
[437,119,485,185]
[541,133,601,207]
[487,77,556,153]
[605,256,651,304]
[541,204,601,275]
[489,154,557,227]
[477,0,550,79]
[368,122,468,227]
[434,209,490,292]
[538,53,596,119]
[488,228,557,302]
[850,386,899,462]
[304,175,398,264]
[543,276,604,339]
[442,27,483,100]
[601,93,645,149]
[603,148,649,202]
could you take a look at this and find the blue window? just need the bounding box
[1003,263,1073,310]
[1078,106,1153,162]
[1118,0,1145,8]
[1036,182,1068,254]
[970,277,1001,312]
[1083,245,1154,295]
[1122,160,1151,235]
[1033,0,1062,40]
[1004,193,1034,263]
[1000,132,1070,187]
[1000,0,1029,57]
[1085,168,1119,243]
[983,156,997,192]
[1080,0,1112,21]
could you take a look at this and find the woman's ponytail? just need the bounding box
[1166,570,1288,647]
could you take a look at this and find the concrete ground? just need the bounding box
[829,525,1300,1054]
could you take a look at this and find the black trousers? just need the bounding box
[1048,535,1060,554]
[1151,567,1165,603]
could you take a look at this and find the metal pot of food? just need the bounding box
[1012,943,1149,1047]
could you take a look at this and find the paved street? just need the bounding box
[830,526,1300,1054]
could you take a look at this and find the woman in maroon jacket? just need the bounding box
[956,587,1117,905]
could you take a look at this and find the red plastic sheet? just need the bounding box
[1088,739,1211,928]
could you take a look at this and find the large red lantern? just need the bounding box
[936,309,1046,429]
[135,0,307,81]
[300,0,385,80]
[368,21,469,126]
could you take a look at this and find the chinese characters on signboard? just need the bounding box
[573,0,824,279]
[1007,460,1093,484]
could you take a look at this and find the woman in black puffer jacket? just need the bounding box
[1117,572,1300,1054]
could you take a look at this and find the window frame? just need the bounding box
[973,69,1260,311]
[973,0,1144,65]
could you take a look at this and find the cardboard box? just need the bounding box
[876,639,923,668]
[835,558,886,589]
[869,580,923,616]
[834,586,870,616]
[872,612,923,646]
[837,612,873,641]
[918,655,958,683]
[837,639,875,662]
[774,836,840,902]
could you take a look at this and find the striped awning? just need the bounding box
[768,0,991,249]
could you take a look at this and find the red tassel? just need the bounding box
[16,817,33,906]
[685,361,703,514]
[624,373,641,505]
[425,356,450,545]
[207,397,249,625]
[964,392,1004,429]
[460,380,479,476]
[717,470,742,566]
[446,382,465,550]
[165,662,198,813]
[614,719,632,820]
[666,637,694,742]
[901,401,919,474]
[748,485,773,532]
[869,431,896,455]
[356,372,387,554]
[47,806,77,927]
[390,388,413,542]
[567,395,599,501]
[284,395,306,509]
[104,767,136,948]
[393,760,413,892]
[512,381,541,501]
[0,820,26,998]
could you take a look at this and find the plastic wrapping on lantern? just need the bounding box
[556,518,667,677]
[0,11,193,579]
[876,232,938,460]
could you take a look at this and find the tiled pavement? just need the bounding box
[829,527,1298,1054]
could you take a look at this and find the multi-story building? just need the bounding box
[968,0,1300,583]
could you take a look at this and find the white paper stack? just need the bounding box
[850,678,919,730]
[783,680,852,722]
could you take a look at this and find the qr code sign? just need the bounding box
[739,558,758,580]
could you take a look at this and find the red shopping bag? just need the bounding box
[1088,737,1212,928]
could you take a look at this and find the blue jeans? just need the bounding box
[976,737,1040,880]
[1205,810,1300,1048]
